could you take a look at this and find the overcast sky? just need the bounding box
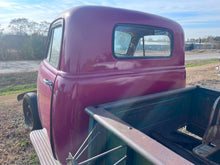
[0,0,220,40]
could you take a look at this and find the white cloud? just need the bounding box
[0,1,16,8]
[184,28,220,39]
[115,0,220,14]
[0,0,220,39]
[177,14,220,27]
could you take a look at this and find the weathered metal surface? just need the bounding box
[193,144,218,158]
[85,106,193,165]
[30,128,60,165]
[84,86,220,164]
[193,96,220,164]
[203,96,220,145]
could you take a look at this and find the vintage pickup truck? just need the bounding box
[19,6,220,165]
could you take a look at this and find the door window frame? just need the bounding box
[45,18,64,70]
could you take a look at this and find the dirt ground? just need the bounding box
[0,94,39,164]
[0,63,220,164]
[186,63,220,89]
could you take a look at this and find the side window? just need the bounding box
[46,26,62,68]
[114,31,131,55]
[114,25,172,58]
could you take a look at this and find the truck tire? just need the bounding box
[23,92,42,130]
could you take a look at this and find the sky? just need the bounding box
[0,0,220,40]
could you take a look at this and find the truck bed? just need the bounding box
[83,86,220,165]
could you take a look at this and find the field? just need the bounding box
[0,95,39,164]
[0,72,39,164]
[0,60,220,164]
[0,72,38,96]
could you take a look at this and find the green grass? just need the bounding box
[0,83,36,96]
[0,71,38,96]
[185,49,220,55]
[27,153,39,164]
[185,59,219,68]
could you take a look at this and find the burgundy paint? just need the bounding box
[37,6,185,164]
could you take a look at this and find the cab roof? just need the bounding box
[54,6,184,74]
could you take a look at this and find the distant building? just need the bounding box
[185,42,213,50]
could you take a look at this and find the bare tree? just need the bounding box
[8,18,30,35]
[8,18,50,36]
[28,21,39,34]
[0,24,4,36]
[38,21,50,36]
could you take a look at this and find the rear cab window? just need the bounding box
[46,20,63,68]
[113,24,173,59]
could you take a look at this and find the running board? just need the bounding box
[30,128,60,165]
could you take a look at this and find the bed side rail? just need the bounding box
[78,106,193,165]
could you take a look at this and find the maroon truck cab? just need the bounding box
[29,6,185,164]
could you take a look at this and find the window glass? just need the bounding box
[114,25,172,58]
[46,26,62,68]
[114,31,131,56]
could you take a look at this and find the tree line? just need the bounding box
[0,18,50,61]
[185,36,220,51]
[1,18,220,61]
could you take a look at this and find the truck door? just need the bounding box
[37,19,63,140]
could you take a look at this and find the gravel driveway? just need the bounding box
[0,61,41,74]
[185,53,220,61]
[0,52,220,74]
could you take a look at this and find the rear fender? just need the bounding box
[17,90,37,101]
